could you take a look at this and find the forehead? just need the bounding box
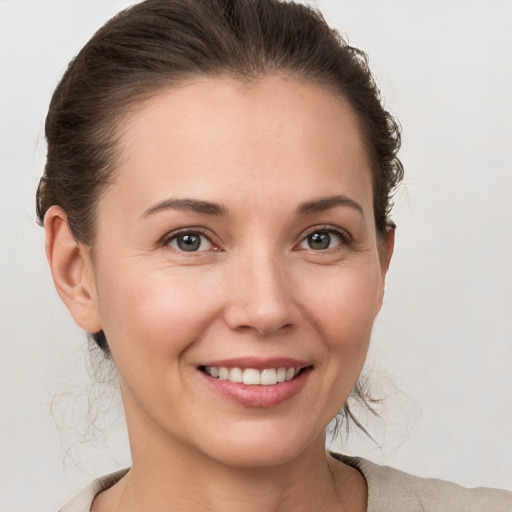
[105,76,373,217]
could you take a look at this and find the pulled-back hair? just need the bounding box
[36,0,403,429]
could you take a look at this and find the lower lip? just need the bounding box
[200,367,312,408]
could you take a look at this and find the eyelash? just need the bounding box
[160,225,350,253]
[161,228,219,253]
[296,225,351,252]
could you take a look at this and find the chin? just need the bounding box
[206,443,310,469]
[192,419,326,469]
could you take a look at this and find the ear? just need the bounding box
[44,206,102,333]
[380,224,395,273]
[375,225,395,314]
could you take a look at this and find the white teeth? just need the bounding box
[204,366,300,385]
[260,369,277,386]
[243,368,260,385]
[229,367,243,383]
[286,367,295,381]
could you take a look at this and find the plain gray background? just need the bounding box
[1,1,511,510]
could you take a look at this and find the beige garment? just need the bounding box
[58,455,512,512]
[339,455,512,512]
[58,469,128,512]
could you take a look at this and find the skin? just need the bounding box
[45,76,394,512]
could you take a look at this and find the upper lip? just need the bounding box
[198,357,312,371]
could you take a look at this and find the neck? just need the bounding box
[93,401,366,512]
[120,441,360,512]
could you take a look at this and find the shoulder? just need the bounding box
[337,454,512,512]
[57,469,128,512]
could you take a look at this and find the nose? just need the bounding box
[223,251,301,336]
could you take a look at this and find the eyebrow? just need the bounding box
[141,198,228,218]
[297,195,364,217]
[140,194,363,219]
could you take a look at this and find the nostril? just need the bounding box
[265,319,300,336]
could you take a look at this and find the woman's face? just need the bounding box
[84,76,391,467]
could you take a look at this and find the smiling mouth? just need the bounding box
[198,365,311,386]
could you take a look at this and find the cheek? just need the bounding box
[309,267,382,324]
[95,264,224,365]
[303,264,383,352]
[293,265,383,423]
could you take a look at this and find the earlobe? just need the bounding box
[44,206,102,333]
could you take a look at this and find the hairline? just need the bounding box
[78,71,385,250]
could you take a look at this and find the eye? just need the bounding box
[298,228,346,251]
[166,231,215,252]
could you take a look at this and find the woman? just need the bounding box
[36,0,512,510]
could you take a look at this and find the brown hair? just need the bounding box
[37,0,403,430]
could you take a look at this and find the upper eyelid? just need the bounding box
[293,225,351,252]
[299,225,350,241]
[161,227,220,248]
[159,224,350,248]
